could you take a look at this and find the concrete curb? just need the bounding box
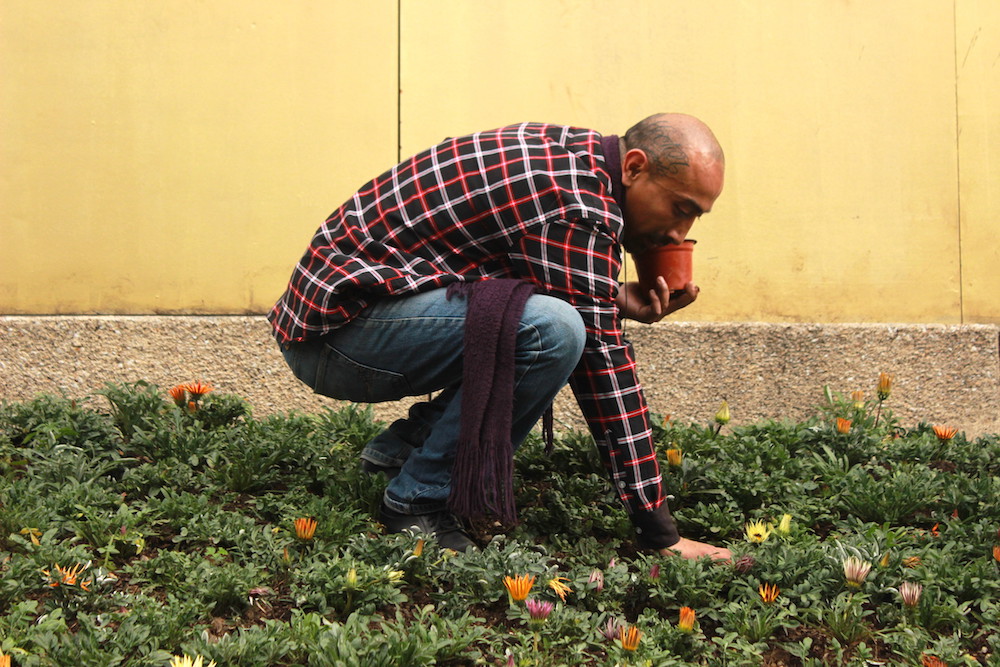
[2,316,997,438]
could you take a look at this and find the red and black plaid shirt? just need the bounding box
[269,123,676,547]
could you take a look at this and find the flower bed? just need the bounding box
[0,378,998,665]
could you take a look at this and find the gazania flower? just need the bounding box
[714,400,731,426]
[503,574,535,602]
[168,385,187,407]
[879,552,891,567]
[169,656,217,667]
[345,567,358,588]
[744,520,772,544]
[776,514,792,536]
[666,448,683,466]
[678,606,696,632]
[294,517,317,540]
[843,556,872,588]
[902,556,921,568]
[525,598,554,624]
[0,652,9,667]
[758,583,780,603]
[733,554,756,573]
[588,568,604,592]
[42,562,91,590]
[899,581,922,608]
[932,425,958,442]
[619,624,641,651]
[992,545,1000,562]
[920,655,946,667]
[877,372,894,401]
[413,538,424,557]
[601,617,622,642]
[648,564,660,580]
[184,380,214,399]
[548,576,572,602]
[835,418,852,434]
[851,390,865,410]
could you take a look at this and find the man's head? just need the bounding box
[619,113,725,254]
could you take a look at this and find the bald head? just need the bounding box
[622,113,724,182]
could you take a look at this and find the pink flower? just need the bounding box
[525,598,554,624]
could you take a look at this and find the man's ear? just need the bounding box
[621,148,650,186]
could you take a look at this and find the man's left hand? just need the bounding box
[616,278,699,323]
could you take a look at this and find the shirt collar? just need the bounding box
[600,134,625,211]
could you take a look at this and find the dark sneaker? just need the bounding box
[360,459,401,480]
[379,501,476,552]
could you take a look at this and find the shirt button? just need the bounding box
[617,481,626,488]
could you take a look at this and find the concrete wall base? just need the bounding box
[2,316,997,438]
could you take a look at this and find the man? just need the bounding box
[270,113,730,560]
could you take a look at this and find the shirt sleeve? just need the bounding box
[509,219,679,549]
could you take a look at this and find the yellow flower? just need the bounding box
[169,656,217,667]
[851,390,865,410]
[744,520,772,544]
[619,624,642,651]
[665,448,683,466]
[879,552,891,568]
[932,425,958,442]
[294,517,317,540]
[345,567,358,588]
[548,576,572,602]
[413,538,425,557]
[877,372,894,401]
[714,400,731,426]
[836,418,852,434]
[678,606,696,633]
[902,556,921,568]
[0,653,9,667]
[776,514,792,536]
[503,574,535,602]
[758,583,780,603]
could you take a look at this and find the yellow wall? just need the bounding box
[2,1,998,323]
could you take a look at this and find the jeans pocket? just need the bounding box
[314,342,412,402]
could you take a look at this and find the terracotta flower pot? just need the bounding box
[632,240,696,293]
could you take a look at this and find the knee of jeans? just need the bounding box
[522,296,586,364]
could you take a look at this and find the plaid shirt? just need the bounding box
[269,123,677,547]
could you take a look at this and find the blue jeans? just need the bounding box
[281,287,586,514]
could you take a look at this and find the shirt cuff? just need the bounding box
[630,502,680,550]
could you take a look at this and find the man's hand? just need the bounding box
[616,278,700,323]
[659,537,731,562]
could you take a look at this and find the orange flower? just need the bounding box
[548,576,572,602]
[184,380,214,399]
[665,448,683,466]
[758,583,780,603]
[413,539,424,557]
[877,372,894,401]
[168,385,187,407]
[932,425,958,442]
[835,418,852,434]
[42,562,90,590]
[921,655,946,667]
[0,652,9,667]
[294,517,317,540]
[678,606,696,633]
[902,556,921,568]
[503,574,535,602]
[992,545,1000,562]
[619,624,641,651]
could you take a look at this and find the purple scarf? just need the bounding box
[446,279,535,524]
